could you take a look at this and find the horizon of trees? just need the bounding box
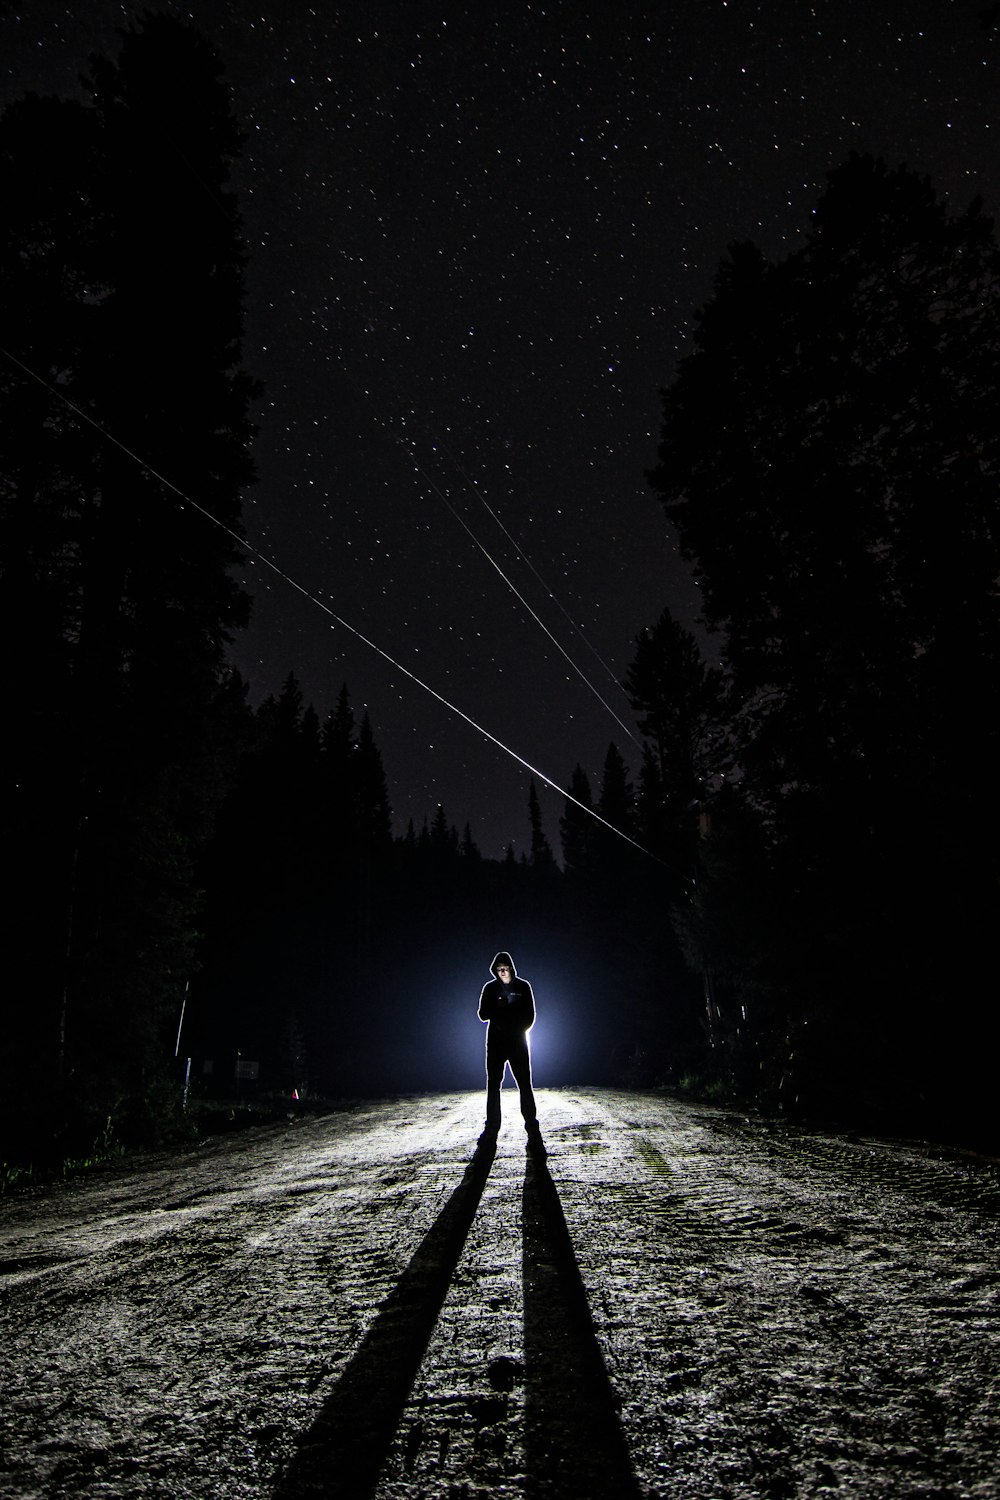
[3,15,997,1169]
[189,668,698,1106]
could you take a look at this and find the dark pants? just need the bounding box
[485,1035,537,1128]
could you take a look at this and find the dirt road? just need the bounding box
[1,1089,997,1498]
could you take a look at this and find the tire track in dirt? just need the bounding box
[548,1090,1000,1499]
[369,1132,529,1500]
[0,1095,481,1498]
[362,1090,642,1500]
[2,1090,998,1499]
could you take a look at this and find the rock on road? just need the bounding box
[1,1089,998,1499]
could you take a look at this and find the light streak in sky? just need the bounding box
[426,426,635,713]
[2,345,663,865]
[393,429,639,745]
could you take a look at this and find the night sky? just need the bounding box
[3,1,997,857]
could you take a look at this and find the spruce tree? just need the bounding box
[625,607,723,880]
[648,155,1000,1125]
[528,778,556,873]
[560,764,596,877]
[0,17,256,1149]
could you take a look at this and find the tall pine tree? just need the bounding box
[1,17,256,1152]
[648,155,1000,1128]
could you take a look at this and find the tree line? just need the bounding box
[1,16,255,1165]
[645,155,1000,1141]
[2,17,996,1170]
[187,670,698,1107]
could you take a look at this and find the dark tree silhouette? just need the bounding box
[647,155,1000,1131]
[194,679,399,1094]
[0,16,255,1157]
[528,778,557,875]
[559,764,597,878]
[625,607,723,881]
[597,743,634,838]
[356,711,392,849]
[593,741,639,914]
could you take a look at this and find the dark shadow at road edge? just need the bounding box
[522,1147,641,1499]
[273,1134,497,1499]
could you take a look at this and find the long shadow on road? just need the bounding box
[275,1135,639,1498]
[274,1134,497,1499]
[522,1148,641,1498]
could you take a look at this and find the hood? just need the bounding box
[490,951,517,978]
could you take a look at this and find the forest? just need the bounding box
[2,16,997,1179]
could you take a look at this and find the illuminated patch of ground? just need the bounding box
[0,1089,997,1498]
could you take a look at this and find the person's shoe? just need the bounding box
[525,1122,547,1158]
[479,1122,499,1146]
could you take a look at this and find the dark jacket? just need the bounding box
[478,951,535,1041]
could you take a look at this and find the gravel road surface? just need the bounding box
[1,1088,997,1498]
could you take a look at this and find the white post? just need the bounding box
[174,980,190,1058]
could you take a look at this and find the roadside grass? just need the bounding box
[1,1091,340,1197]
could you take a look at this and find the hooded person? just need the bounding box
[478,951,542,1145]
